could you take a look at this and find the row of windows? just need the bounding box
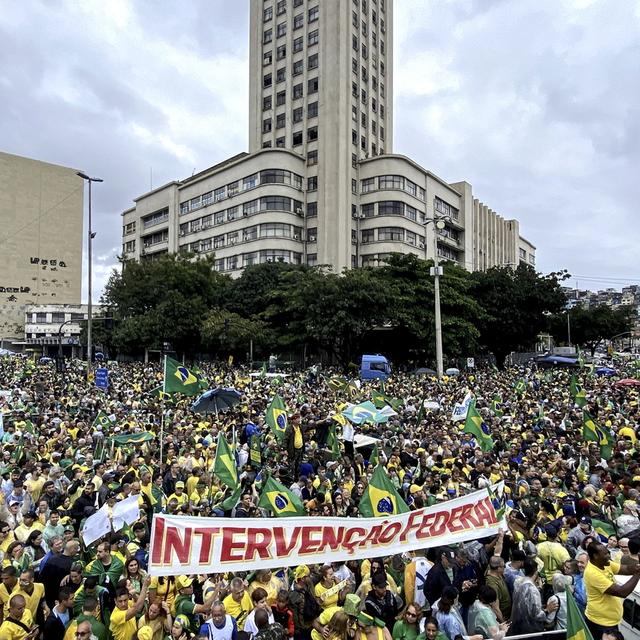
[123,240,136,253]
[184,223,305,254]
[360,201,426,223]
[196,250,304,272]
[264,4,318,26]
[264,73,319,97]
[142,208,169,229]
[181,196,305,234]
[361,175,426,201]
[434,196,460,221]
[30,312,85,324]
[142,229,169,248]
[123,221,136,236]
[359,227,426,246]
[264,48,319,73]
[179,170,303,215]
[265,26,318,46]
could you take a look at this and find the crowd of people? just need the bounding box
[0,354,639,640]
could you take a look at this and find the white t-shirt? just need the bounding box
[243,608,275,638]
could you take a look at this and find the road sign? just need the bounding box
[466,357,475,369]
[95,367,109,390]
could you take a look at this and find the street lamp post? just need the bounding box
[425,212,449,379]
[77,172,103,377]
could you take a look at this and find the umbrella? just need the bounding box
[614,379,640,388]
[412,367,437,376]
[191,388,243,414]
[595,367,617,377]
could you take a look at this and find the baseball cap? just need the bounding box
[580,516,592,525]
[293,565,310,580]
[624,500,639,514]
[175,575,193,590]
[175,481,185,489]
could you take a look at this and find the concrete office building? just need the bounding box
[0,151,83,348]
[122,0,535,276]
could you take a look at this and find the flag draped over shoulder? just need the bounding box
[566,588,594,640]
[163,356,200,396]
[582,411,612,460]
[463,400,494,452]
[258,475,306,516]
[266,395,288,443]
[359,465,409,517]
[591,518,616,543]
[213,433,238,487]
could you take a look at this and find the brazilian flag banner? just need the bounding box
[359,464,410,517]
[108,432,154,446]
[163,356,200,396]
[258,475,306,517]
[266,395,288,443]
[463,400,494,452]
[213,433,238,488]
[566,588,594,640]
[93,411,111,429]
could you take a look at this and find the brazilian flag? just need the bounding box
[359,465,409,518]
[220,484,243,511]
[566,588,594,640]
[163,356,200,396]
[258,475,305,517]
[249,434,262,467]
[213,433,238,487]
[583,411,612,460]
[514,378,527,396]
[490,395,504,417]
[266,395,287,443]
[93,411,111,429]
[592,518,616,543]
[463,400,494,452]
[369,442,380,466]
[327,424,341,458]
[570,375,587,408]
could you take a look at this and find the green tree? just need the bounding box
[469,265,568,366]
[201,309,269,356]
[550,304,635,356]
[101,253,231,356]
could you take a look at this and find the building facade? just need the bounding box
[121,0,535,276]
[0,152,83,346]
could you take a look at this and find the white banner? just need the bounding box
[148,488,504,576]
[452,391,473,422]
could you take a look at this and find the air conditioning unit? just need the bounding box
[419,242,425,249]
[179,230,185,237]
[293,234,300,240]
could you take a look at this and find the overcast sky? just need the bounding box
[1,0,639,300]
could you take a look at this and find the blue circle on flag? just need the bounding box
[177,367,190,382]
[276,415,286,428]
[275,493,289,510]
[481,423,491,435]
[376,497,393,513]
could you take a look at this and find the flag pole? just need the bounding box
[160,355,167,464]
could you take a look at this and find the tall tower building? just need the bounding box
[122,1,536,277]
[249,0,393,271]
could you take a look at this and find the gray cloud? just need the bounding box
[0,0,637,300]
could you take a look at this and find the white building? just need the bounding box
[122,0,535,275]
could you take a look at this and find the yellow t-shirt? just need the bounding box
[14,583,45,617]
[293,425,303,449]
[315,581,339,609]
[0,581,17,616]
[536,541,570,576]
[585,561,622,627]
[24,477,46,502]
[110,606,138,640]
[223,591,254,629]
[311,606,342,640]
[0,609,33,640]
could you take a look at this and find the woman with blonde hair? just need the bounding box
[392,603,422,640]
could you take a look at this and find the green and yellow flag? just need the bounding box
[266,395,288,443]
[490,395,504,417]
[566,588,594,640]
[163,356,200,396]
[583,410,612,460]
[249,434,262,468]
[258,475,306,517]
[463,400,494,452]
[93,411,111,429]
[359,465,410,518]
[369,442,380,466]
[220,484,243,511]
[570,375,587,408]
[327,424,341,457]
[213,433,238,487]
[514,378,527,396]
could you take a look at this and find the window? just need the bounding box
[261,169,290,184]
[263,141,272,149]
[352,178,357,194]
[361,229,374,243]
[378,201,404,216]
[263,96,272,111]
[276,67,286,83]
[244,252,258,267]
[294,0,303,6]
[352,82,358,99]
[405,179,417,197]
[352,129,358,144]
[405,205,417,221]
[261,222,291,238]
[277,44,287,60]
[308,6,319,21]
[380,40,385,55]
[215,211,225,224]
[261,196,291,211]
[308,177,317,191]
[361,112,367,127]
[378,227,403,241]
[372,142,377,155]
[379,175,403,189]
[352,104,358,120]
[213,235,225,249]
[362,66,368,83]
[227,207,238,221]
[435,197,459,220]
[263,73,272,88]
[307,253,317,266]
[307,77,318,93]
[293,175,303,190]
[352,35,358,51]
[264,7,273,21]
[307,126,318,141]
[277,22,287,38]
[362,43,368,59]
[372,120,377,135]
[380,84,385,98]
[293,106,303,122]
[362,203,375,217]
[519,248,527,260]
[243,200,259,216]
[381,104,385,118]
[417,186,426,201]
[308,101,318,117]
[124,221,136,234]
[308,29,319,45]
[361,135,366,150]
[362,20,368,36]
[276,90,286,106]
[276,136,285,148]
[293,59,303,75]
[264,29,273,44]
[380,61,385,77]
[263,118,272,133]
[352,153,357,168]
[293,36,304,52]
[227,181,239,196]
[243,173,258,190]
[277,0,286,15]
[123,240,136,253]
[308,53,318,69]
[352,10,358,27]
[214,187,226,202]
[361,88,367,103]
[380,126,385,140]
[294,13,304,29]
[307,150,318,166]
[263,51,272,66]
[276,113,286,129]
[307,202,317,217]
[227,255,238,270]
[292,130,303,145]
[361,177,375,192]
[293,83,303,99]
[243,226,258,240]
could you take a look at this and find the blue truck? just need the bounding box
[360,354,391,381]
